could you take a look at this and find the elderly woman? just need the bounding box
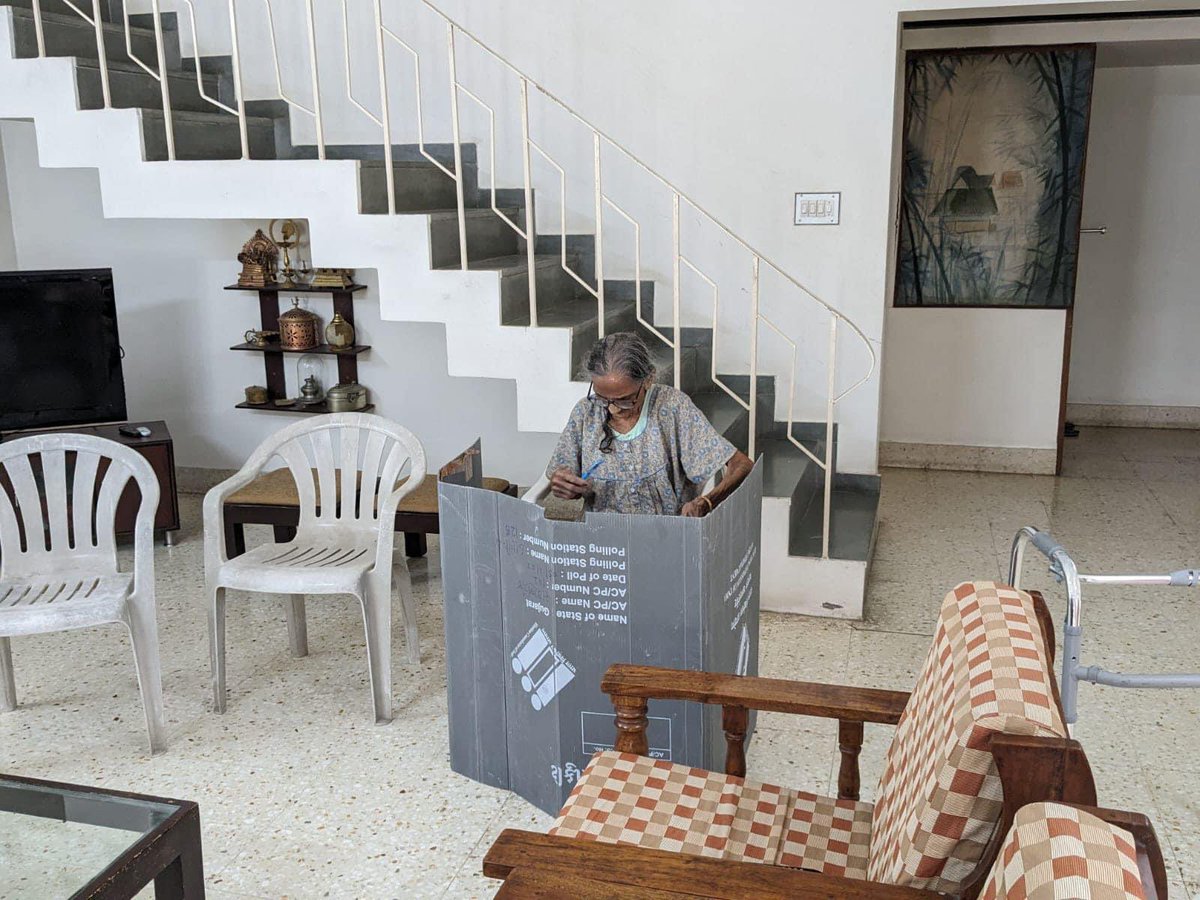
[548,332,754,516]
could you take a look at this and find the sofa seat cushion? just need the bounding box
[551,750,874,878]
[778,790,874,878]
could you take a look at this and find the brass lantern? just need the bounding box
[278,298,320,350]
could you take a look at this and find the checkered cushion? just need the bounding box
[980,803,1146,899]
[867,582,1067,894]
[551,751,791,862]
[778,791,874,878]
[552,751,875,877]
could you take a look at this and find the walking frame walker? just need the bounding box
[1009,525,1200,726]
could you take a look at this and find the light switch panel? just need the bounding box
[794,192,841,225]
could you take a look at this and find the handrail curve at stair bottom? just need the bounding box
[15,0,877,560]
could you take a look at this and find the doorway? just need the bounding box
[1065,41,1200,466]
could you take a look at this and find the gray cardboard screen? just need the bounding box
[439,462,762,814]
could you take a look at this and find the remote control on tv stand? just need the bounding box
[119,425,153,438]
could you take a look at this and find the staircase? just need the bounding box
[0,0,879,617]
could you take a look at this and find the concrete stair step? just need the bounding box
[693,390,752,450]
[436,253,587,328]
[757,434,822,500]
[787,476,880,562]
[139,107,277,161]
[359,157,482,215]
[74,57,220,113]
[8,6,177,69]
[428,206,523,269]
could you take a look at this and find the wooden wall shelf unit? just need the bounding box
[225,282,372,415]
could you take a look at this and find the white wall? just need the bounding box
[1069,64,1200,410]
[881,308,1065,450]
[0,120,558,482]
[0,132,15,268]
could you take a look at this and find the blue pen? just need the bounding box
[580,459,603,480]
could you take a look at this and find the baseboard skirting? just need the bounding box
[879,442,1056,475]
[1066,403,1200,430]
[177,466,236,495]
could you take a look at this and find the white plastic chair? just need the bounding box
[0,433,165,753]
[203,413,427,724]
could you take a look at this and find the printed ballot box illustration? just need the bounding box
[438,462,762,814]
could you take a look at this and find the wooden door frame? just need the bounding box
[1056,305,1074,475]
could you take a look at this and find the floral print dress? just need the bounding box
[546,384,737,516]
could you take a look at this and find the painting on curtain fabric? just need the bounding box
[895,45,1096,308]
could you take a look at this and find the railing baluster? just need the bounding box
[30,0,45,56]
[672,193,681,390]
[593,131,604,338]
[446,23,468,266]
[148,0,174,160]
[91,0,110,107]
[228,0,248,159]
[823,315,838,560]
[520,78,537,327]
[303,0,325,160]
[749,256,760,461]
[371,0,395,213]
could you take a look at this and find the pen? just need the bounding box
[580,459,603,480]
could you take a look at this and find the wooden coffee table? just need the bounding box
[1,772,204,899]
[221,469,516,560]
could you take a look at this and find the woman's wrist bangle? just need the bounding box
[698,495,713,513]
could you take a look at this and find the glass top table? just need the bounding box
[0,774,204,899]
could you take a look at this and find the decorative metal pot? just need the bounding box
[278,298,320,350]
[325,381,369,412]
[325,312,355,350]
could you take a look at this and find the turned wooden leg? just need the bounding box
[837,719,864,801]
[612,695,649,756]
[722,705,748,778]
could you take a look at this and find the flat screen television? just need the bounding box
[0,269,127,433]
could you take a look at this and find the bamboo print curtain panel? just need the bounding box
[896,46,1096,308]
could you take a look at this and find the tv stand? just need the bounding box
[0,419,180,546]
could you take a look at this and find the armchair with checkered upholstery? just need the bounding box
[484,582,1103,898]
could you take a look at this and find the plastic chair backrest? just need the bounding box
[0,432,160,580]
[245,413,427,532]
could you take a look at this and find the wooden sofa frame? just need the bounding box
[482,591,1168,899]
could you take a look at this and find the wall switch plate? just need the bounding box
[794,192,840,225]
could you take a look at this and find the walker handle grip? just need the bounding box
[1169,569,1199,587]
[1029,529,1064,561]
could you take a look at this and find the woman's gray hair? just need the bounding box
[582,332,657,383]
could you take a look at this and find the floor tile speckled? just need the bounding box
[2,426,1198,897]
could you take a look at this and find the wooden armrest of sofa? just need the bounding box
[602,664,910,724]
[483,829,941,899]
[601,663,909,797]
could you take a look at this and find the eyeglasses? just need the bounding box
[588,382,645,411]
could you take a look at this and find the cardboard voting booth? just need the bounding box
[438,462,763,814]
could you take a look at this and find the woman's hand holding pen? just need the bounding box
[550,468,588,499]
[550,459,601,500]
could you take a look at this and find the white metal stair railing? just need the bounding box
[13,0,877,560]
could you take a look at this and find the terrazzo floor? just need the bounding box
[2,425,1198,898]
